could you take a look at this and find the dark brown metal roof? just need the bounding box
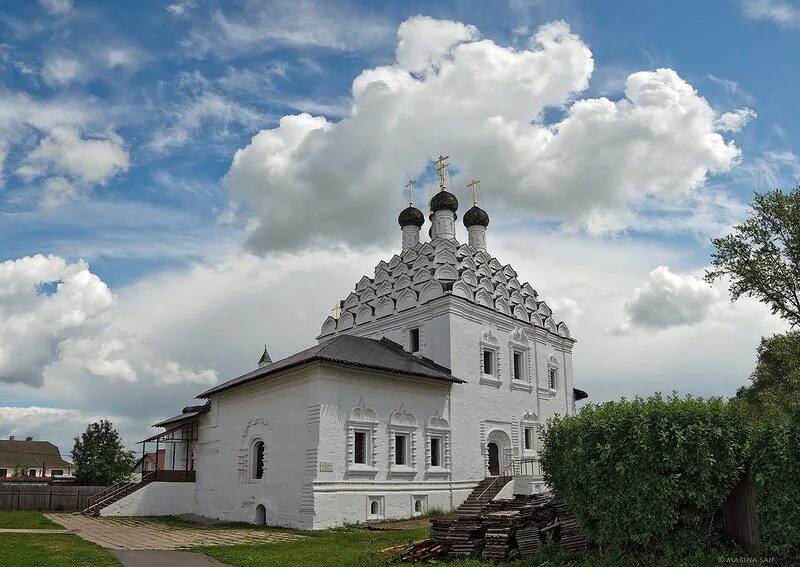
[0,439,72,469]
[151,403,210,428]
[198,335,462,399]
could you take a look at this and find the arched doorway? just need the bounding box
[487,442,500,476]
[486,429,512,477]
[255,504,266,525]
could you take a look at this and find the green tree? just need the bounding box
[12,463,27,477]
[737,331,800,416]
[71,419,135,486]
[706,186,800,326]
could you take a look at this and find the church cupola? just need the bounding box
[429,155,458,240]
[399,179,424,252]
[463,178,489,251]
[258,345,272,368]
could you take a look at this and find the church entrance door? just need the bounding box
[487,442,499,476]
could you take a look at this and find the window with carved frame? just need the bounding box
[346,402,379,475]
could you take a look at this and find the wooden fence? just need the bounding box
[0,485,107,511]
[721,475,760,554]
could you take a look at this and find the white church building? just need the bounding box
[97,159,586,529]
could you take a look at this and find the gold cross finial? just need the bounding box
[404,178,417,207]
[467,178,481,206]
[331,302,341,319]
[433,155,450,192]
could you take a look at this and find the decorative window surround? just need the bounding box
[547,355,559,391]
[520,411,538,457]
[346,400,379,477]
[480,329,501,386]
[509,327,532,392]
[424,415,451,476]
[238,418,270,484]
[388,406,417,477]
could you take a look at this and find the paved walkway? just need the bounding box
[46,513,304,550]
[0,528,70,534]
[111,550,232,567]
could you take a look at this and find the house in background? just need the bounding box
[0,436,73,479]
[133,449,165,478]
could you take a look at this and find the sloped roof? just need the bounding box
[135,449,164,469]
[152,403,210,428]
[198,335,461,398]
[319,236,574,341]
[0,439,71,469]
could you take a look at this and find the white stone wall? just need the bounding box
[193,367,319,529]
[310,365,471,529]
[331,294,574,486]
[100,482,196,517]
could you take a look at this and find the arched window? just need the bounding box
[252,440,265,480]
[370,500,379,515]
[414,499,422,513]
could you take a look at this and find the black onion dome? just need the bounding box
[430,190,459,213]
[463,205,489,228]
[398,206,424,227]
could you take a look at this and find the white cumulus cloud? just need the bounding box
[18,126,129,185]
[0,255,115,387]
[0,254,216,390]
[610,266,721,334]
[225,17,748,253]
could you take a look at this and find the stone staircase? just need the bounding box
[82,472,154,516]
[457,476,512,515]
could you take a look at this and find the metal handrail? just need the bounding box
[476,457,543,512]
[85,480,128,511]
[475,460,518,511]
[83,471,155,514]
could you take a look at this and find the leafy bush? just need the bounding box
[750,414,800,556]
[540,393,750,553]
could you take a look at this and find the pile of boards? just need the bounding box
[392,492,590,563]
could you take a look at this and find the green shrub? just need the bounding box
[750,414,800,556]
[540,393,750,553]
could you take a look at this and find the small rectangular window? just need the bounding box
[430,437,441,467]
[0,469,7,477]
[29,469,36,477]
[549,368,557,389]
[395,434,407,465]
[524,427,533,450]
[483,349,494,375]
[409,328,420,353]
[50,469,63,477]
[513,352,523,381]
[354,431,367,464]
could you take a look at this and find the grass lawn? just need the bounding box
[198,527,430,567]
[141,515,304,532]
[0,510,63,529]
[197,526,753,567]
[0,534,120,567]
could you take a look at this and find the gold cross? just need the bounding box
[404,178,417,207]
[467,178,481,206]
[433,155,450,192]
[331,302,341,319]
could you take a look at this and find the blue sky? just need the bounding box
[0,0,798,451]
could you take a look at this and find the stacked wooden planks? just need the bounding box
[387,492,591,563]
